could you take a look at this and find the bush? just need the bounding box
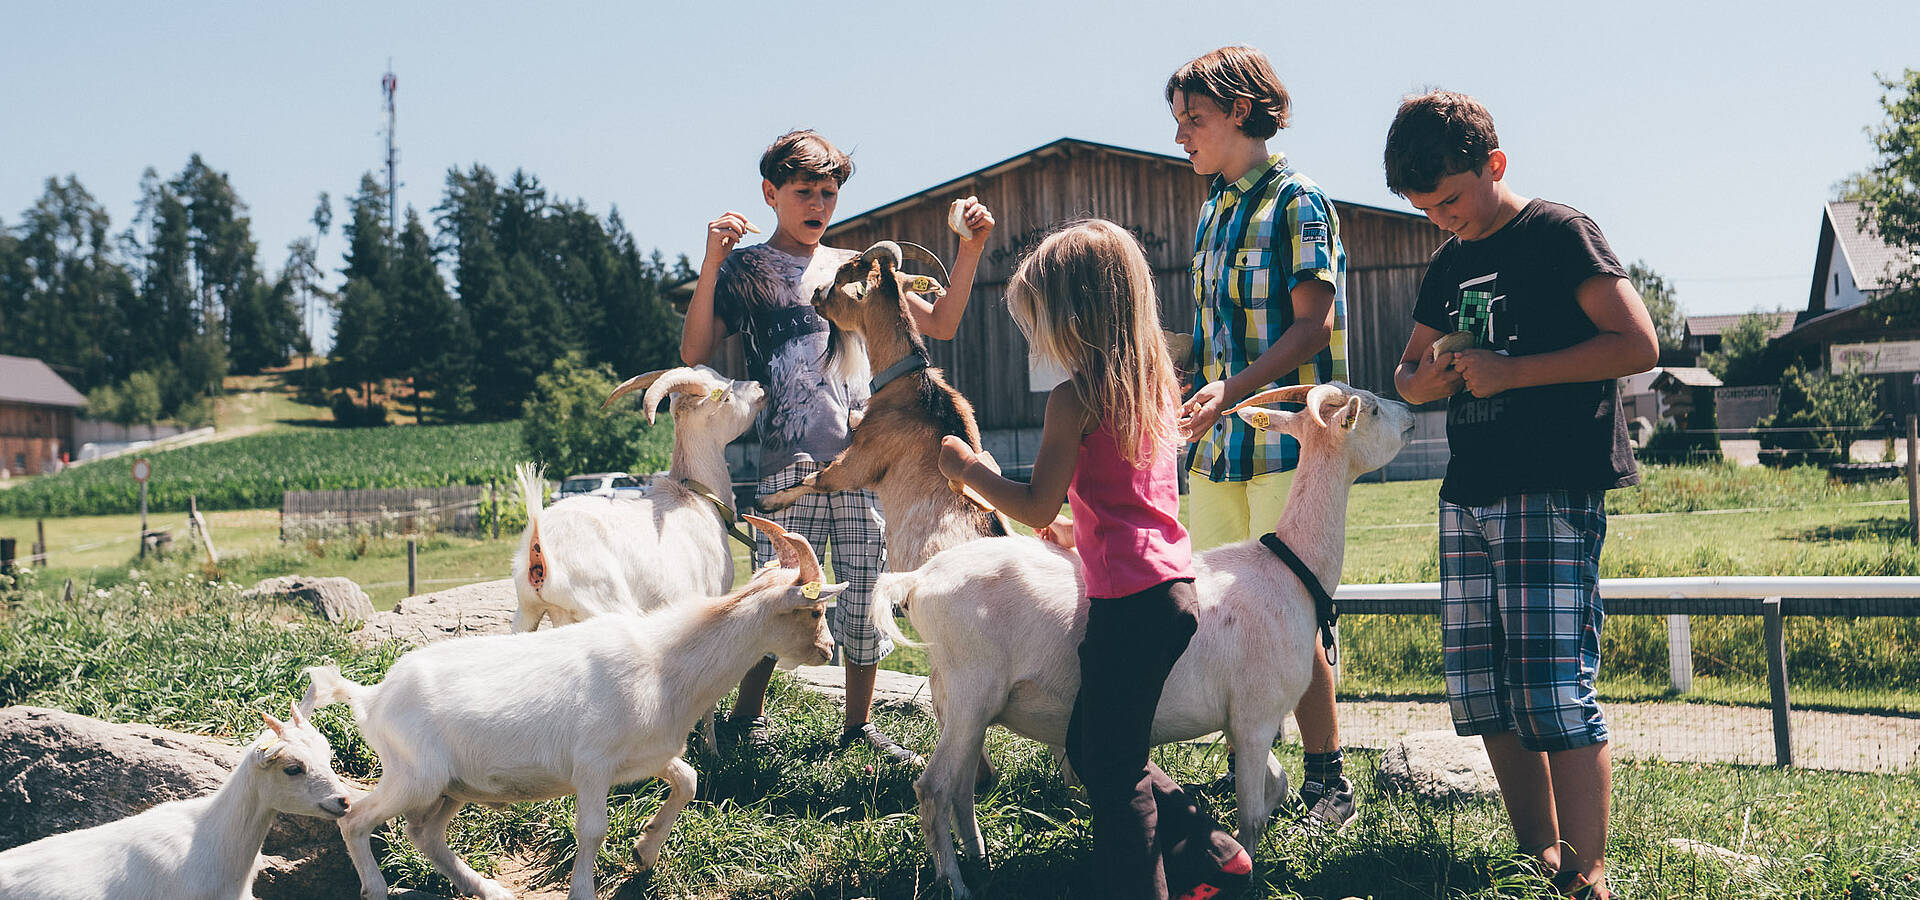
[518,354,673,477]
[329,391,390,428]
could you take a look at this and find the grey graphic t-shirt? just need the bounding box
[713,243,867,474]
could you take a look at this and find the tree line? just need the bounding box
[0,157,690,426]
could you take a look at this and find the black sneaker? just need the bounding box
[720,715,773,754]
[840,722,924,766]
[1292,776,1358,830]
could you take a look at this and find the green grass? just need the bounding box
[1,576,1916,898]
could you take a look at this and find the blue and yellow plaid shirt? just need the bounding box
[1187,153,1348,482]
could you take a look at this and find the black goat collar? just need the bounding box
[1258,532,1340,666]
[869,353,930,394]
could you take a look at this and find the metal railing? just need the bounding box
[1334,576,1920,767]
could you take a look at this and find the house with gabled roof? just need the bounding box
[0,355,87,476]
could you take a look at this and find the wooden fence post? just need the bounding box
[1666,610,1693,693]
[34,519,46,568]
[0,538,14,574]
[1906,412,1917,546]
[1762,596,1792,767]
[407,537,418,597]
[489,480,499,540]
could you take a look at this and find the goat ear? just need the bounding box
[897,272,944,297]
[1235,405,1301,435]
[1340,397,1362,431]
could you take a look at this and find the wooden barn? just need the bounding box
[704,138,1449,479]
[0,355,87,477]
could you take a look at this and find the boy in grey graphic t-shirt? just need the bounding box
[680,130,994,764]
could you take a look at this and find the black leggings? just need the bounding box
[1065,578,1230,899]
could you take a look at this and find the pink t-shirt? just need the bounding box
[1067,419,1194,598]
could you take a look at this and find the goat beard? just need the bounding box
[825,326,871,388]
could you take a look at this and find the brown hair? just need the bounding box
[1164,46,1291,139]
[759,130,854,187]
[1383,91,1500,195]
[1006,220,1180,467]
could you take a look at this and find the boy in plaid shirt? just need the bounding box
[1167,45,1355,829]
[1389,91,1656,900]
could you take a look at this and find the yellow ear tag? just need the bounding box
[801,581,821,600]
[254,738,281,756]
[1247,409,1271,429]
[708,387,727,402]
[909,275,935,293]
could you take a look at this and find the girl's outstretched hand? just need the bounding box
[1038,514,1075,548]
[938,434,977,483]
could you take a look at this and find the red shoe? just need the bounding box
[1172,848,1251,900]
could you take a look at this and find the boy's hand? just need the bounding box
[1178,380,1229,442]
[1453,349,1518,398]
[1037,514,1075,548]
[704,211,758,267]
[937,434,978,483]
[952,197,996,248]
[1406,352,1467,400]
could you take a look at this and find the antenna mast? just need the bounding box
[381,62,400,239]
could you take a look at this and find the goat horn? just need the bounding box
[743,515,800,569]
[1305,383,1347,428]
[859,241,903,268]
[782,533,823,585]
[894,240,951,287]
[633,368,717,426]
[1223,383,1315,416]
[603,369,669,410]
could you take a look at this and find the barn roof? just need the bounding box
[1652,366,1724,389]
[828,137,1428,234]
[1683,312,1795,340]
[0,355,87,408]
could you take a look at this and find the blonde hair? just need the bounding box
[1006,220,1180,467]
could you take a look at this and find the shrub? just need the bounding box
[518,354,672,477]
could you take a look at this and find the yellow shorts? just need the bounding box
[1186,469,1296,551]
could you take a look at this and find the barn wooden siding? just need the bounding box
[0,402,74,476]
[711,139,1447,435]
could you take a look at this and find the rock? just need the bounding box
[0,706,359,899]
[352,578,517,648]
[243,575,374,627]
[789,664,933,714]
[1664,838,1771,875]
[1373,730,1499,804]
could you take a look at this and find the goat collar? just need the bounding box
[1257,532,1340,666]
[868,352,930,394]
[679,478,754,549]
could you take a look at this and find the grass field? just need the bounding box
[1,576,1915,899]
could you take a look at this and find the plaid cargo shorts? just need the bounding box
[1439,490,1610,752]
[754,460,892,666]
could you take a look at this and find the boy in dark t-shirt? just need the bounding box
[1387,91,1657,900]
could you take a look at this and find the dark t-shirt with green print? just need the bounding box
[1412,199,1639,506]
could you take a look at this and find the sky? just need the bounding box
[6,0,1918,351]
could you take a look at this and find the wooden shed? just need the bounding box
[0,355,86,477]
[704,138,1448,477]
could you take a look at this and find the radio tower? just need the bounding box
[381,61,400,240]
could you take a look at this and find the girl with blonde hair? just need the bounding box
[940,219,1250,900]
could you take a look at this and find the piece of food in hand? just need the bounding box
[948,196,976,240]
[1429,330,1475,362]
[742,219,761,234]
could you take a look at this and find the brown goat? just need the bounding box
[757,244,1008,570]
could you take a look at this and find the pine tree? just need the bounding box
[331,175,392,404]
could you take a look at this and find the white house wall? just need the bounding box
[1825,237,1868,311]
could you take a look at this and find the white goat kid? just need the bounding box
[512,365,763,631]
[0,704,353,900]
[307,515,840,900]
[876,383,1413,898]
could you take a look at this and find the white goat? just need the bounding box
[305,515,839,900]
[0,704,354,900]
[875,383,1413,898]
[511,364,764,632]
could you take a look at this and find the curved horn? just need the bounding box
[1305,383,1347,428]
[895,240,951,287]
[743,514,798,567]
[637,368,717,426]
[603,369,670,411]
[859,241,903,268]
[780,533,823,585]
[1223,383,1315,416]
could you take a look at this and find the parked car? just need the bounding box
[553,472,647,502]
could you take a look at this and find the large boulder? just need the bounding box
[352,578,517,648]
[1373,729,1499,804]
[242,575,374,627]
[0,706,358,899]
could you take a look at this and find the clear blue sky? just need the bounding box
[6,0,1917,348]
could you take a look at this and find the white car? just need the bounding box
[553,472,647,502]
